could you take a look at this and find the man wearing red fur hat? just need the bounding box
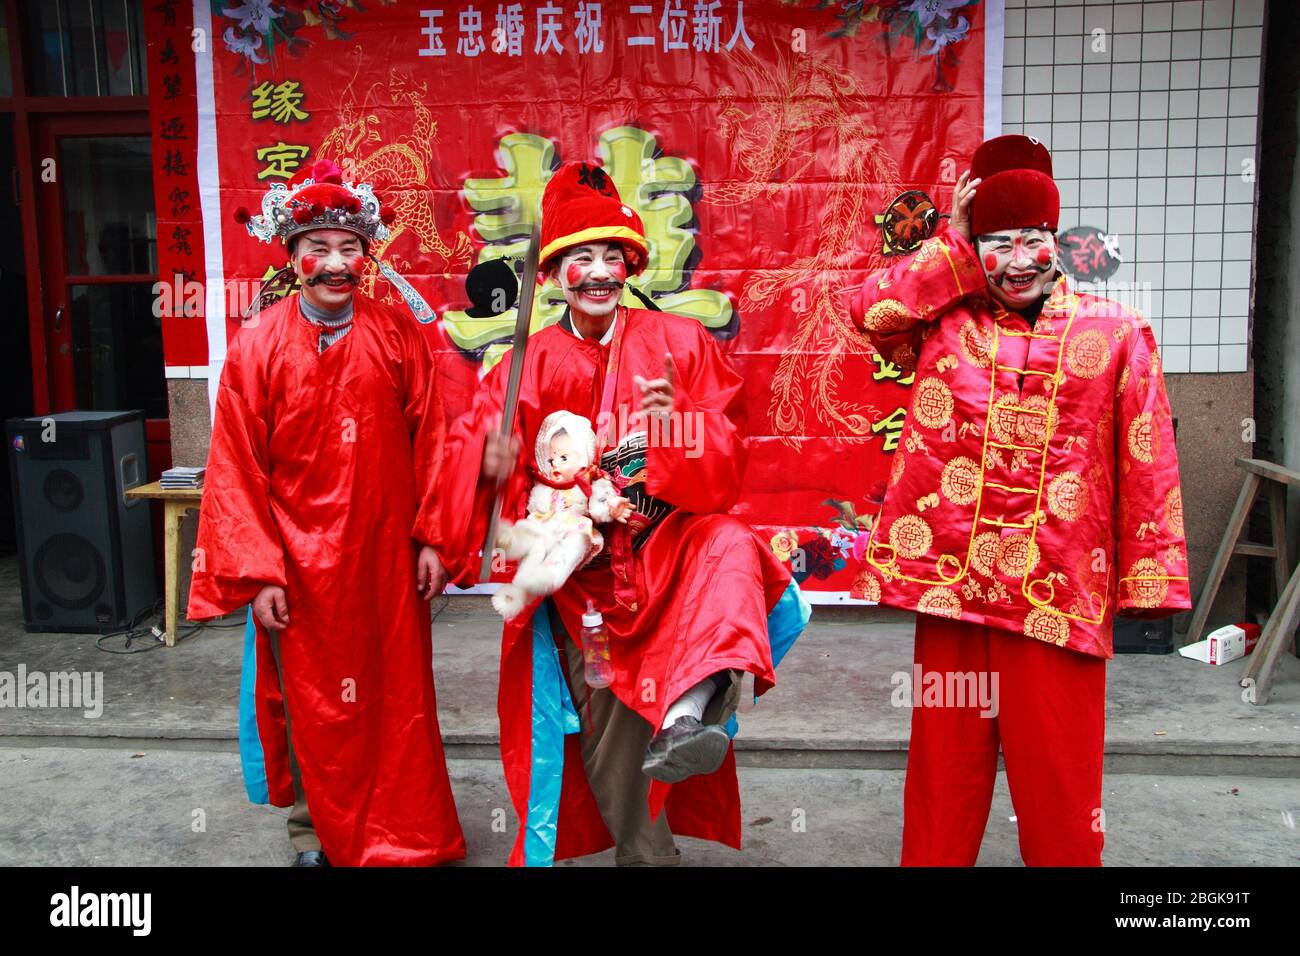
[852,135,1191,865]
[441,161,807,866]
[188,159,466,866]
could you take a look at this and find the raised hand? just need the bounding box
[948,169,983,243]
[633,352,677,426]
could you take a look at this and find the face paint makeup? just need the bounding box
[556,242,627,325]
[976,227,1058,311]
[301,254,320,275]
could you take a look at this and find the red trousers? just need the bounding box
[901,614,1106,866]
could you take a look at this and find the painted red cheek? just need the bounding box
[344,254,364,277]
[301,255,319,275]
[608,261,627,282]
[1036,247,1053,265]
[565,263,584,287]
[983,253,999,272]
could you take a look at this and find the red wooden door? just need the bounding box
[32,111,170,475]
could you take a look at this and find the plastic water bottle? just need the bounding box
[580,600,613,689]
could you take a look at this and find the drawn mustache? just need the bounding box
[576,281,624,292]
[306,272,360,287]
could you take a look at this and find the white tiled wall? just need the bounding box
[1002,0,1263,373]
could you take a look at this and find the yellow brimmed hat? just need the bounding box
[539,161,649,275]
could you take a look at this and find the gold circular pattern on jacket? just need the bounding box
[851,569,882,603]
[1014,394,1057,444]
[918,585,962,619]
[863,299,913,332]
[1127,412,1157,464]
[989,394,1057,446]
[958,319,993,369]
[889,451,906,487]
[1164,487,1184,536]
[892,342,918,371]
[1066,329,1112,380]
[940,456,981,505]
[1095,407,1114,449]
[1125,557,1169,608]
[1047,471,1090,521]
[888,514,933,560]
[996,533,1041,577]
[912,377,954,430]
[970,531,1002,577]
[1023,608,1071,647]
[989,394,1022,443]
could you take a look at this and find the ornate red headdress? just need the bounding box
[233,158,434,324]
[234,158,396,249]
[539,161,649,276]
[969,134,1060,237]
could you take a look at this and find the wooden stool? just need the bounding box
[1183,458,1300,705]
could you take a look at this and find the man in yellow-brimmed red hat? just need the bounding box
[440,160,808,867]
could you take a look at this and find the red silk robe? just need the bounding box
[851,224,1191,658]
[441,307,792,864]
[187,293,466,866]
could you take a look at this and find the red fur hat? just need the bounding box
[969,134,1060,237]
[539,161,649,276]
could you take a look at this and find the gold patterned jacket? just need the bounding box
[850,223,1191,658]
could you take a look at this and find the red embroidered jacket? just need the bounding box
[851,224,1191,658]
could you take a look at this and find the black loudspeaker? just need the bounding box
[1113,615,1175,654]
[6,410,157,632]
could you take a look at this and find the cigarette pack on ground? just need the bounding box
[1178,622,1261,665]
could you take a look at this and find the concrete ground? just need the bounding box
[2,749,1296,866]
[1,555,1298,866]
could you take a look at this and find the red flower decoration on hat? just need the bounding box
[290,158,345,188]
[238,146,394,249]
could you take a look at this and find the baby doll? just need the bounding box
[492,410,633,620]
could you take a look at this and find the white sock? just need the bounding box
[661,677,716,730]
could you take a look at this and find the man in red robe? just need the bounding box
[441,162,807,866]
[187,159,466,867]
[852,135,1191,865]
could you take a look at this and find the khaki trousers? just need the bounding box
[269,632,321,853]
[552,603,741,866]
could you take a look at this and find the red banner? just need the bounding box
[191,0,997,596]
[146,0,208,367]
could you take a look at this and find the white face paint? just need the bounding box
[976,227,1058,311]
[552,242,628,322]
